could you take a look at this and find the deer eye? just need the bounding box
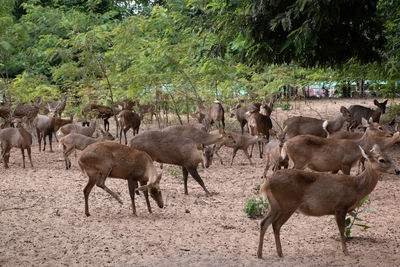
[379,159,385,163]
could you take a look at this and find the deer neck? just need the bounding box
[355,163,380,198]
[202,134,223,145]
[326,115,345,133]
[356,129,376,149]
[17,126,32,143]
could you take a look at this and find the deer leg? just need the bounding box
[37,130,42,152]
[262,154,271,178]
[122,127,128,144]
[127,179,138,216]
[258,141,263,159]
[20,148,25,168]
[96,168,123,204]
[272,210,296,257]
[49,131,53,152]
[27,147,33,167]
[257,206,278,258]
[140,180,152,214]
[2,145,10,169]
[182,167,189,195]
[214,145,224,164]
[119,127,123,144]
[64,146,75,169]
[335,209,349,255]
[83,171,98,217]
[243,149,254,165]
[230,147,239,166]
[250,143,254,158]
[187,167,211,196]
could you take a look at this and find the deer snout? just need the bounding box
[279,143,284,148]
[395,169,400,175]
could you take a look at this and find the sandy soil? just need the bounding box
[1,98,400,266]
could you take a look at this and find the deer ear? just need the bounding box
[370,144,381,153]
[359,146,368,159]
[383,99,388,105]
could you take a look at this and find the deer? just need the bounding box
[118,110,141,145]
[283,106,353,138]
[193,100,225,131]
[163,125,233,146]
[230,103,261,134]
[59,129,115,169]
[282,118,399,175]
[209,130,264,166]
[46,95,68,117]
[78,141,164,216]
[130,131,214,196]
[248,101,273,158]
[347,99,388,131]
[133,100,157,123]
[257,145,400,258]
[0,104,12,128]
[33,114,73,152]
[59,119,97,137]
[262,130,289,178]
[0,121,33,169]
[81,103,120,134]
[12,96,41,136]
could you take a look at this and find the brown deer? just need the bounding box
[262,130,289,178]
[47,95,68,117]
[283,106,353,138]
[257,145,399,258]
[134,100,157,123]
[81,103,120,133]
[59,129,115,169]
[230,103,261,134]
[78,141,164,216]
[118,110,141,145]
[12,96,41,136]
[248,101,273,158]
[282,118,398,175]
[0,121,33,169]
[0,104,12,128]
[59,119,97,137]
[193,100,225,131]
[130,131,214,196]
[347,99,388,131]
[209,130,264,166]
[163,125,232,146]
[33,114,73,152]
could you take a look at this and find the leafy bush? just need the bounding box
[344,196,375,237]
[244,197,269,219]
[280,103,291,110]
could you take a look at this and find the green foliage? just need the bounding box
[280,103,291,111]
[244,197,269,219]
[344,196,375,238]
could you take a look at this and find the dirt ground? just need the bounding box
[1,98,400,266]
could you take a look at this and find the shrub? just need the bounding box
[244,197,269,219]
[280,103,291,110]
[344,196,375,238]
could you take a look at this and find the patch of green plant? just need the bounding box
[280,103,291,110]
[244,197,269,219]
[167,167,182,181]
[344,196,376,238]
[253,183,261,192]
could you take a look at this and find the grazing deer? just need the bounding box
[78,141,164,216]
[283,106,353,138]
[0,121,33,169]
[347,99,388,131]
[130,131,214,196]
[257,145,399,258]
[59,129,115,169]
[282,118,398,175]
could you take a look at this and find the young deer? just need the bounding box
[347,99,388,131]
[230,103,261,135]
[118,110,141,145]
[248,101,273,158]
[0,121,33,169]
[262,130,288,178]
[283,106,352,138]
[193,100,225,131]
[257,145,399,258]
[282,118,398,174]
[78,141,163,216]
[130,131,214,196]
[59,129,115,169]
